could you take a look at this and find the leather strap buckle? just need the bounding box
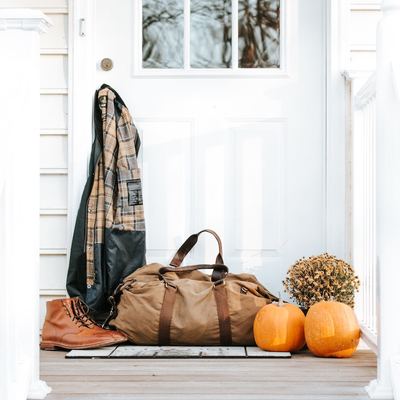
[213,279,225,287]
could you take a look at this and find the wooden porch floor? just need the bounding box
[40,349,376,400]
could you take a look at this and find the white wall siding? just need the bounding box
[39,5,69,325]
[0,0,70,327]
[349,1,381,71]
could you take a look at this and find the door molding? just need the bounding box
[67,0,96,252]
[324,0,350,260]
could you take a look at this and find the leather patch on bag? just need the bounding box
[127,179,143,206]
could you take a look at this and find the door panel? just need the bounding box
[140,119,194,255]
[94,0,325,294]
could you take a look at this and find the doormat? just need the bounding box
[66,345,291,359]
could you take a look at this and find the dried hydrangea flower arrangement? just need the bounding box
[283,253,360,309]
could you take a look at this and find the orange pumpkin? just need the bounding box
[253,298,305,352]
[305,301,360,358]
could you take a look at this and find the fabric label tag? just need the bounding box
[127,179,143,206]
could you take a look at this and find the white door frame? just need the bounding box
[67,0,350,261]
[325,0,351,261]
[67,0,97,247]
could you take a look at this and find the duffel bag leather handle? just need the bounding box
[169,229,224,268]
[159,264,228,282]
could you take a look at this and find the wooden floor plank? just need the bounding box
[41,349,376,399]
[39,382,370,395]
[42,395,371,400]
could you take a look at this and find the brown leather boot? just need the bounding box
[40,297,127,350]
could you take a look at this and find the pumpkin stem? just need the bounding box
[278,292,283,307]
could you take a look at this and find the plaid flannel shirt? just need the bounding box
[85,88,145,285]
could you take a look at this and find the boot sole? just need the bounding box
[40,337,127,351]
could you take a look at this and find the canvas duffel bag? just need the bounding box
[109,229,277,345]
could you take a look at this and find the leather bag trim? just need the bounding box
[158,284,177,345]
[213,283,232,345]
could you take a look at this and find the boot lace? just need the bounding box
[63,298,96,329]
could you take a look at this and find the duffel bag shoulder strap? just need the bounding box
[169,229,224,267]
[159,264,228,278]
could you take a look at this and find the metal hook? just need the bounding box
[79,18,86,37]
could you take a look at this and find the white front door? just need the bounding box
[92,0,327,295]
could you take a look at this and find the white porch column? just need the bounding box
[366,1,400,399]
[0,9,52,400]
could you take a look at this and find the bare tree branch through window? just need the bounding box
[142,0,184,68]
[190,0,232,68]
[238,0,280,68]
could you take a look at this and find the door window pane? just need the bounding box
[238,0,280,68]
[190,0,232,68]
[142,0,184,68]
[140,0,281,71]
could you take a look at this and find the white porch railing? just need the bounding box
[0,9,52,400]
[355,1,400,398]
[352,73,378,353]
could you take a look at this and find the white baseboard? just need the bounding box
[366,379,393,399]
[28,380,52,400]
[391,356,400,400]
